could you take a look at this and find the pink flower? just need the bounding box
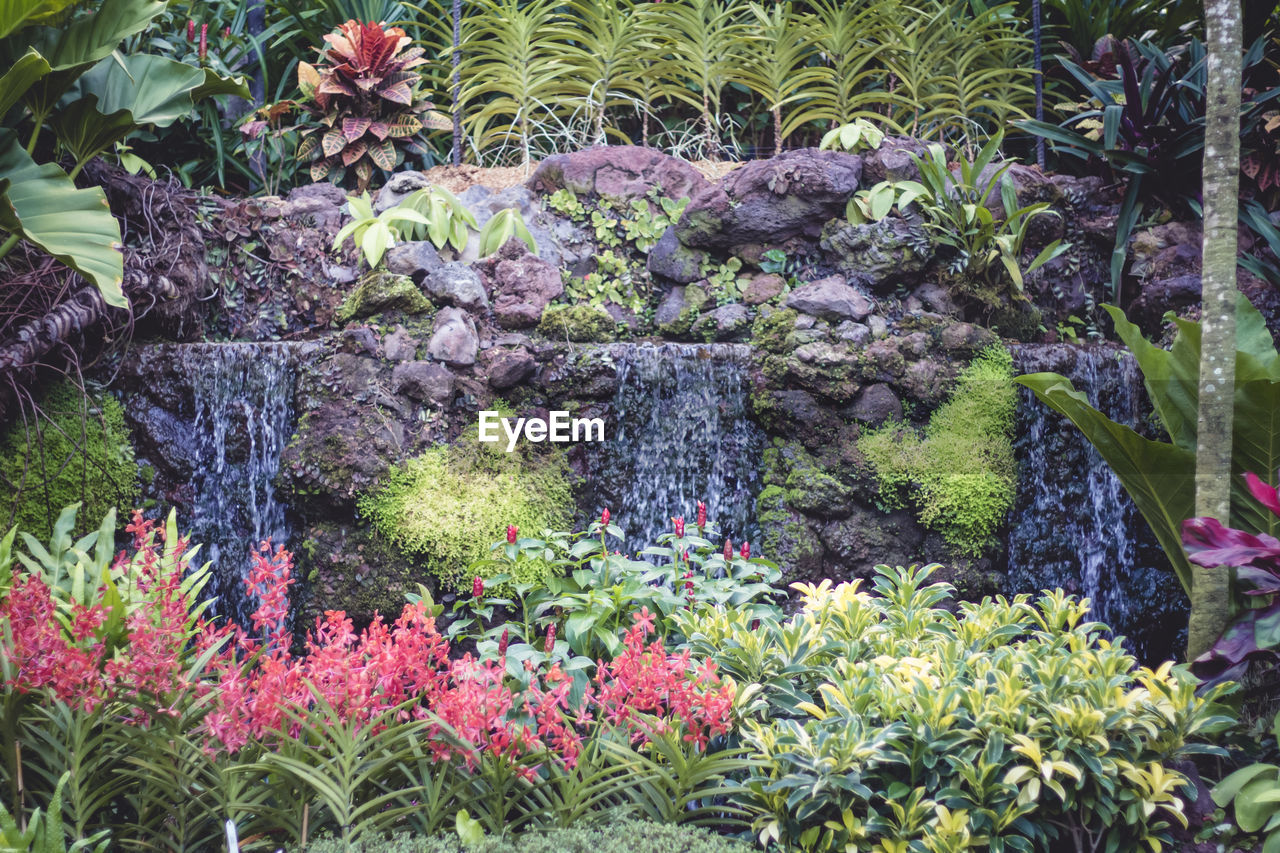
[672,516,685,538]
[601,508,610,526]
[740,541,750,559]
[498,628,509,658]
[473,577,484,599]
[697,501,707,529]
[198,23,208,60]
[507,525,518,544]
[544,624,556,654]
[186,20,196,41]
[723,539,733,562]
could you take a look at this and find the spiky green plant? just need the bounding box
[733,2,824,155]
[558,0,655,144]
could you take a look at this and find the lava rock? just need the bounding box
[786,275,874,322]
[654,284,709,336]
[425,262,488,311]
[382,325,418,362]
[373,170,431,212]
[482,347,537,390]
[820,217,931,292]
[385,240,444,281]
[834,321,871,346]
[646,227,710,283]
[860,137,927,185]
[693,303,751,341]
[479,242,564,328]
[279,182,349,231]
[392,361,456,405]
[527,146,711,203]
[743,272,785,305]
[336,272,430,323]
[426,307,479,366]
[820,506,924,579]
[847,383,902,425]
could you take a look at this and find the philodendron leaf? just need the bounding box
[0,130,125,307]
[0,47,51,118]
[1015,371,1196,593]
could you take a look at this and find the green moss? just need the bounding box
[756,483,822,571]
[539,303,617,342]
[303,821,753,853]
[358,439,573,593]
[857,345,1016,555]
[337,271,430,324]
[0,381,139,540]
[656,284,708,337]
[750,307,800,355]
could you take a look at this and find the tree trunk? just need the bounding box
[773,105,782,157]
[451,0,463,166]
[1188,0,1243,659]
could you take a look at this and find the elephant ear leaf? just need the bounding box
[1016,371,1197,594]
[0,130,125,308]
[0,47,51,118]
[0,0,78,39]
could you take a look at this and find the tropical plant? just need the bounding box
[296,19,449,189]
[304,820,755,852]
[818,118,887,154]
[0,0,247,308]
[0,772,110,853]
[733,2,823,156]
[557,0,653,145]
[1040,0,1201,61]
[680,563,1235,852]
[476,208,536,257]
[1241,199,1280,286]
[793,0,901,134]
[843,180,926,225]
[1213,711,1280,853]
[332,192,431,268]
[1017,294,1280,599]
[909,131,1068,303]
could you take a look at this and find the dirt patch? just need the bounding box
[422,158,744,193]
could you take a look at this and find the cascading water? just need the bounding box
[585,343,765,550]
[1007,344,1188,663]
[176,343,299,627]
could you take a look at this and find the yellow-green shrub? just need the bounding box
[0,381,138,540]
[358,442,572,592]
[858,345,1016,554]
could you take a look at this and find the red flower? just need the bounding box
[740,541,750,559]
[187,20,196,41]
[498,628,509,659]
[223,26,231,38]
[672,516,685,538]
[473,576,484,599]
[544,624,556,654]
[723,539,733,562]
[697,501,707,529]
[507,525,518,544]
[199,23,208,60]
[601,508,611,526]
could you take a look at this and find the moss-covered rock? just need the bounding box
[654,283,709,337]
[539,303,617,342]
[750,307,801,355]
[0,381,139,539]
[358,439,573,593]
[337,271,431,324]
[293,520,421,629]
[757,483,824,583]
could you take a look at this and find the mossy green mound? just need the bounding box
[858,345,1016,555]
[0,381,139,540]
[337,271,431,323]
[539,303,617,342]
[358,439,572,593]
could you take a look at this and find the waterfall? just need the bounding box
[585,343,765,551]
[1007,344,1188,663]
[172,343,299,627]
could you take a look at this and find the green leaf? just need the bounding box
[0,130,124,306]
[0,47,51,118]
[0,0,75,38]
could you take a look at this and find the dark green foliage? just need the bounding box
[0,382,139,541]
[302,820,754,853]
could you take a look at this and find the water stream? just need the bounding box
[1006,343,1188,662]
[584,343,766,551]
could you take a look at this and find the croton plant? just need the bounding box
[1183,469,1280,685]
[296,19,449,189]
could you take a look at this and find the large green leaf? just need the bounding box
[0,0,75,39]
[1015,372,1197,593]
[54,55,248,167]
[0,46,50,118]
[0,129,125,307]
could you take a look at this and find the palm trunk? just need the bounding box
[1188,0,1243,659]
[451,0,463,166]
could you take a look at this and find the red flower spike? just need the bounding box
[223,26,231,38]
[473,576,484,599]
[199,24,208,60]
[187,20,196,41]
[672,516,685,538]
[601,508,610,526]
[723,539,733,562]
[544,624,556,654]
[740,541,750,559]
[697,501,707,529]
[507,525,518,544]
[498,628,509,658]
[1245,471,1280,518]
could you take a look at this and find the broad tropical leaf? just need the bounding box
[0,130,124,307]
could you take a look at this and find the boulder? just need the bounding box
[336,272,430,323]
[860,137,927,185]
[373,170,431,212]
[385,241,444,281]
[478,242,564,328]
[847,383,902,425]
[425,262,488,311]
[482,347,537,390]
[834,321,871,346]
[392,361,456,405]
[819,217,931,292]
[907,281,959,316]
[426,307,479,366]
[654,284,708,336]
[786,275,874,322]
[675,148,863,250]
[743,272,785,305]
[820,506,924,580]
[527,146,711,203]
[458,184,596,271]
[757,485,825,583]
[382,325,418,362]
[279,182,348,231]
[693,303,751,341]
[646,228,710,283]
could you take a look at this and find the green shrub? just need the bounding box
[677,564,1235,853]
[358,441,572,593]
[858,345,1016,554]
[539,303,617,342]
[0,381,138,540]
[302,820,754,853]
